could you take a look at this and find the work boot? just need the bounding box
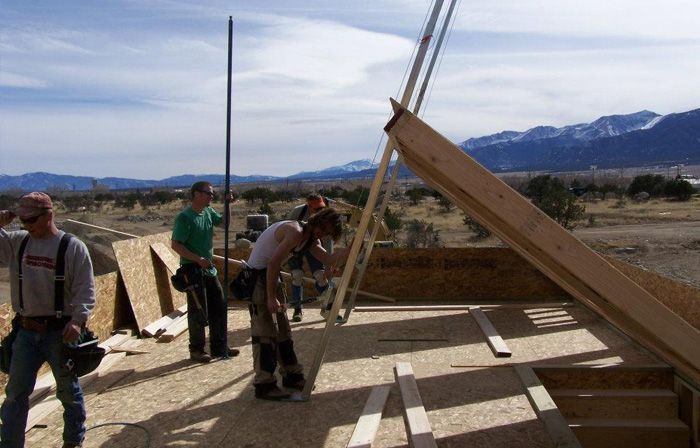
[62,443,82,448]
[255,382,291,401]
[292,308,303,322]
[212,347,240,358]
[189,350,212,363]
[282,373,306,390]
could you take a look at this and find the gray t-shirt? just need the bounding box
[0,229,95,324]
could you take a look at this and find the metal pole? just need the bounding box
[223,16,233,357]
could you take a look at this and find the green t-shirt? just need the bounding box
[172,206,222,276]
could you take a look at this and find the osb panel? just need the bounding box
[150,242,187,310]
[91,272,119,342]
[363,248,570,300]
[606,256,700,331]
[112,232,175,332]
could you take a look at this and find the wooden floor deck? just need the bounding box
[25,302,660,447]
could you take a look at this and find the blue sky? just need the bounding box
[1,0,699,179]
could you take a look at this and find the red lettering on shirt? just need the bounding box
[24,255,55,270]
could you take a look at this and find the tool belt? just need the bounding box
[20,316,72,333]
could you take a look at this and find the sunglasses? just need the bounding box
[20,214,44,224]
[197,190,215,197]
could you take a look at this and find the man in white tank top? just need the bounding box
[246,208,348,400]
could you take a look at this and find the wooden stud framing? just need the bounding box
[394,362,438,448]
[469,307,512,357]
[384,101,700,386]
[347,385,392,448]
[515,365,583,448]
[355,303,573,312]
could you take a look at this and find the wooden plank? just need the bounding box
[394,362,438,448]
[347,385,391,448]
[514,365,583,448]
[355,303,573,312]
[384,101,700,386]
[469,307,512,358]
[142,304,187,338]
[157,314,189,343]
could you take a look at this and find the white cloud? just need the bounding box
[0,71,47,88]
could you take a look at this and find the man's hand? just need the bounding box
[0,210,16,227]
[62,320,82,344]
[267,296,285,314]
[197,257,211,269]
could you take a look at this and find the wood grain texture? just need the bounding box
[385,102,700,386]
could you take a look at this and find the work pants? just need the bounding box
[249,276,303,385]
[187,274,228,356]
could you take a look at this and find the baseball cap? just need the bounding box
[15,192,53,219]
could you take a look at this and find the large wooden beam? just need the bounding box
[384,101,700,386]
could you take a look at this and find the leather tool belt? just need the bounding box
[20,316,72,334]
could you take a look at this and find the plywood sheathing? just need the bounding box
[605,256,700,330]
[384,102,700,386]
[112,232,183,332]
[21,302,663,447]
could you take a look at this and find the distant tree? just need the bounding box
[242,187,274,204]
[664,178,694,201]
[627,174,666,197]
[523,175,585,230]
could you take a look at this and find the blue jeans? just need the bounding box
[187,274,227,356]
[1,327,86,447]
[287,251,326,309]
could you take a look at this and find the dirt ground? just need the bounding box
[2,195,700,300]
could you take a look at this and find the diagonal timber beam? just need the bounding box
[384,100,700,386]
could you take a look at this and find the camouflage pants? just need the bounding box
[249,274,303,385]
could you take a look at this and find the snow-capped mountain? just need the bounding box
[286,159,375,179]
[459,108,700,172]
[460,110,660,151]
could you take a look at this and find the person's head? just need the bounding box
[15,192,56,238]
[306,193,326,214]
[190,181,215,208]
[306,207,343,242]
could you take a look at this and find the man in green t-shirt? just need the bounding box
[171,181,239,363]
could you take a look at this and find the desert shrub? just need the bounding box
[258,201,277,222]
[523,175,586,230]
[319,186,346,199]
[463,215,491,240]
[341,186,370,207]
[404,187,433,205]
[611,198,627,209]
[383,206,403,236]
[434,192,454,212]
[114,192,139,210]
[627,174,666,197]
[403,219,441,248]
[664,178,694,201]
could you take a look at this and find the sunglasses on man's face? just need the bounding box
[20,214,43,224]
[198,190,215,197]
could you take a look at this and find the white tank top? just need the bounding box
[247,221,308,270]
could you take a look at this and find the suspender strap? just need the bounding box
[17,234,30,313]
[54,233,73,318]
[16,232,72,317]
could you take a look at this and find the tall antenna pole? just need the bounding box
[223,16,233,356]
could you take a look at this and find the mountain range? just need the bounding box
[1,108,698,192]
